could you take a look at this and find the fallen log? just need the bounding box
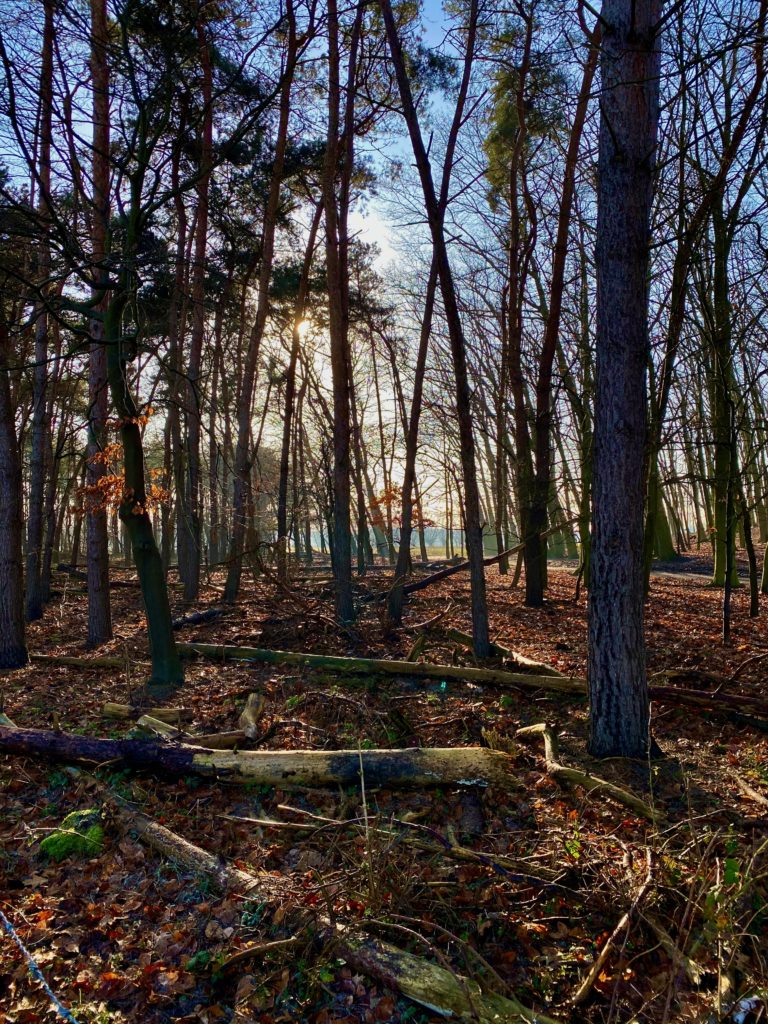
[172,607,227,630]
[190,730,248,750]
[102,702,192,724]
[0,727,514,788]
[176,642,586,695]
[136,715,189,740]
[176,643,768,721]
[33,653,128,670]
[446,628,566,677]
[515,723,660,822]
[110,802,561,1024]
[56,564,140,588]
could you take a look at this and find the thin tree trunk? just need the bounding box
[380,0,489,655]
[0,321,28,667]
[25,0,55,623]
[225,9,300,602]
[277,204,322,580]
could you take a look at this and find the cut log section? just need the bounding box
[0,727,514,788]
[102,703,192,724]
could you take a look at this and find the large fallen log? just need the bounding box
[175,642,768,719]
[28,645,768,722]
[176,642,587,695]
[0,727,514,788]
[111,801,561,1024]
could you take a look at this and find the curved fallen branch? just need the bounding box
[446,628,566,677]
[515,724,660,822]
[372,520,578,602]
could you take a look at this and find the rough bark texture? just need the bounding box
[0,323,28,668]
[587,0,660,758]
[86,0,113,647]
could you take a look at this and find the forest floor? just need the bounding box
[1,553,767,1024]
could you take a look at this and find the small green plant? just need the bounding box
[46,769,70,790]
[185,950,211,973]
[241,899,266,929]
[285,694,305,710]
[39,809,104,862]
[563,827,582,861]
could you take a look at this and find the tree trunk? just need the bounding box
[587,0,660,759]
[0,322,28,668]
[380,0,490,656]
[225,8,299,602]
[25,0,55,623]
[86,0,113,646]
[277,204,322,580]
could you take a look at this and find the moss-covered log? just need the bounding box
[176,641,586,695]
[0,727,514,788]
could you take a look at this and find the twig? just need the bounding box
[220,935,301,971]
[571,848,653,1005]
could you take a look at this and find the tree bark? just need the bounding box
[0,321,28,668]
[587,0,660,759]
[86,0,113,647]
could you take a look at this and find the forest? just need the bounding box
[1,0,768,1020]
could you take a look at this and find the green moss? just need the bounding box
[39,809,104,862]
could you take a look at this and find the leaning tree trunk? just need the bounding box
[587,0,660,759]
[104,295,184,692]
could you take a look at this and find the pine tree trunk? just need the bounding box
[0,322,28,668]
[587,0,660,759]
[86,0,113,647]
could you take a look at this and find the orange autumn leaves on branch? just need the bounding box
[77,409,169,517]
[368,486,436,530]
